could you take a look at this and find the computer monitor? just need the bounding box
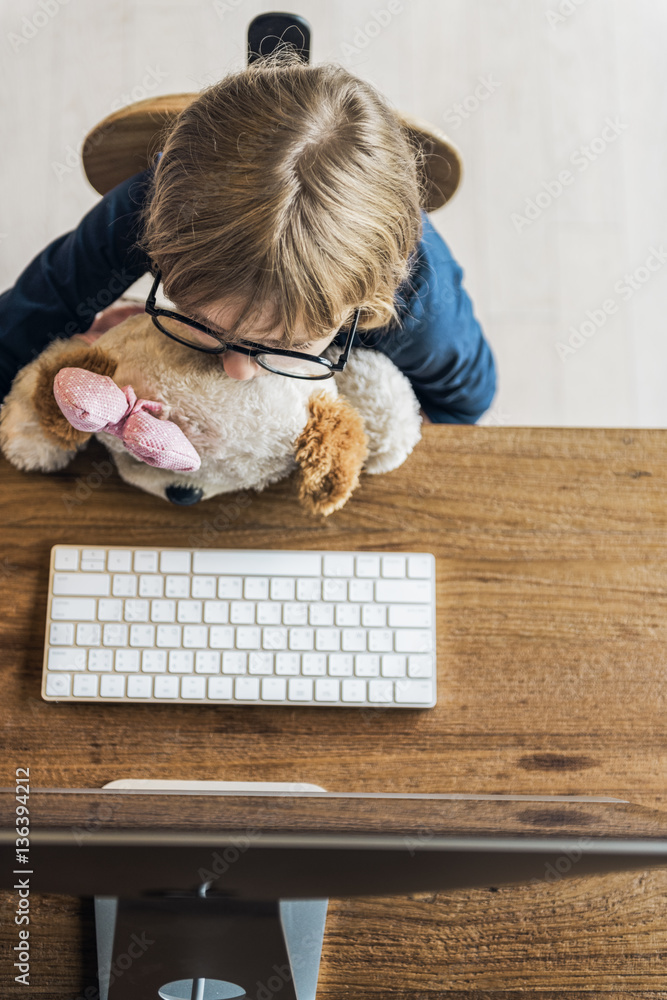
[2,787,667,1000]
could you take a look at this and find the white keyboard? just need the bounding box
[42,546,436,708]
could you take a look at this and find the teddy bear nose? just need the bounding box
[165,484,204,505]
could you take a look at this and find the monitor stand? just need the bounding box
[94,781,328,1000]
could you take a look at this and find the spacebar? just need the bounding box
[192,550,322,576]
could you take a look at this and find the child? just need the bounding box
[0,51,496,423]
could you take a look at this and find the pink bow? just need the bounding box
[53,368,201,472]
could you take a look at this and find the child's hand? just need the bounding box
[419,408,432,424]
[72,302,145,343]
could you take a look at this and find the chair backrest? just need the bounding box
[81,93,462,213]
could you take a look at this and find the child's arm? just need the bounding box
[0,164,155,403]
[361,212,496,424]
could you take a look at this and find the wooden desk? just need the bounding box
[2,426,667,997]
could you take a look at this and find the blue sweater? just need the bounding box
[0,160,496,422]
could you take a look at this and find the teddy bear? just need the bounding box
[0,313,422,515]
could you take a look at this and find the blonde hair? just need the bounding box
[137,48,425,345]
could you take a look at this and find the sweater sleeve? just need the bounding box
[358,212,497,424]
[0,164,155,402]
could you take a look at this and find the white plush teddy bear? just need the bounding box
[0,313,422,515]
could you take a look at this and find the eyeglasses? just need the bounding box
[145,268,360,380]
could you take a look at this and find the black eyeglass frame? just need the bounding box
[145,268,360,381]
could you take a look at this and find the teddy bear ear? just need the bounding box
[32,345,118,449]
[293,391,369,517]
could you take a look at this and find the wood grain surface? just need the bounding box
[2,426,667,996]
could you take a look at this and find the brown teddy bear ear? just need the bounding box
[294,391,369,517]
[33,345,118,448]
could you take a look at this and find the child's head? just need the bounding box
[138,49,424,368]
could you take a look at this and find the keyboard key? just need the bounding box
[382,654,407,677]
[341,629,366,652]
[53,573,110,596]
[369,679,394,703]
[151,599,176,622]
[297,578,321,601]
[302,653,327,675]
[103,624,128,646]
[230,601,255,624]
[218,576,243,599]
[48,648,86,671]
[376,580,431,603]
[98,599,123,621]
[72,674,99,698]
[362,604,386,627]
[288,678,313,702]
[270,578,294,600]
[310,603,334,626]
[328,653,353,676]
[195,651,220,674]
[262,627,288,650]
[45,673,71,697]
[245,577,269,600]
[112,574,137,597]
[262,677,287,701]
[289,627,314,651]
[134,550,158,573]
[156,625,182,647]
[204,601,229,624]
[257,602,282,625]
[222,652,246,674]
[54,548,79,571]
[236,676,260,700]
[395,680,434,705]
[81,549,106,571]
[115,650,140,672]
[355,555,380,577]
[181,676,207,699]
[275,653,300,675]
[322,579,347,602]
[388,605,432,628]
[107,549,132,572]
[160,550,191,574]
[142,650,167,673]
[335,604,359,627]
[127,675,153,698]
[341,679,366,702]
[236,626,261,648]
[88,649,114,671]
[316,628,340,651]
[51,597,96,621]
[368,629,393,652]
[183,625,208,648]
[208,677,233,700]
[154,676,179,699]
[323,554,354,577]
[50,623,74,645]
[315,678,340,702]
[168,651,194,673]
[100,675,126,698]
[407,555,433,578]
[395,630,433,653]
[166,575,190,598]
[249,652,273,674]
[129,625,156,647]
[139,574,164,597]
[124,600,150,623]
[284,603,308,625]
[178,600,202,623]
[382,555,406,578]
[355,654,380,677]
[408,654,435,678]
[209,626,234,649]
[348,579,373,602]
[192,576,217,599]
[76,623,102,646]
